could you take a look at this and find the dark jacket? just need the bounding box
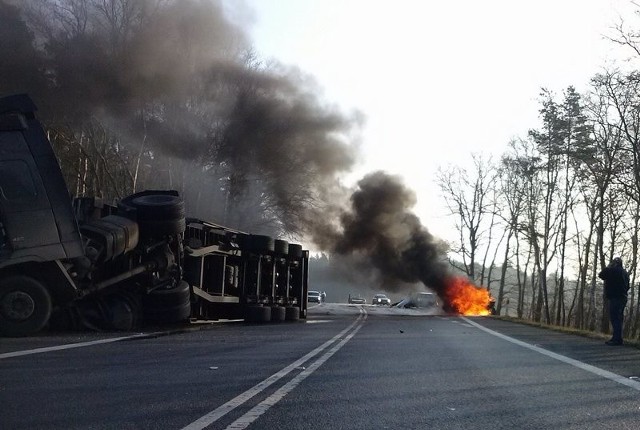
[599,264,630,299]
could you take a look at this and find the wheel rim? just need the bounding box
[1,290,36,321]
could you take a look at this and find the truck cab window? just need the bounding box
[0,160,37,200]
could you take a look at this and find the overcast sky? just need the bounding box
[237,0,636,243]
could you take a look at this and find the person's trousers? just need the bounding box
[609,297,627,342]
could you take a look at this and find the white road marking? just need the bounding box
[225,315,367,430]
[0,322,241,360]
[0,334,153,359]
[462,317,640,391]
[181,308,367,430]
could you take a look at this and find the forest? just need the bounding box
[3,1,640,339]
[436,20,640,337]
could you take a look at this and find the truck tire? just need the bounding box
[0,275,52,337]
[274,239,289,255]
[244,304,271,323]
[137,218,187,238]
[142,281,192,323]
[288,244,303,259]
[48,306,80,332]
[245,235,275,254]
[126,194,186,221]
[123,193,186,237]
[143,281,191,308]
[103,292,140,331]
[143,301,192,324]
[285,306,300,321]
[270,305,286,322]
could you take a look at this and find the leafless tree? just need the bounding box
[436,154,498,284]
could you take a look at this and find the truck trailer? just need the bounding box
[0,94,309,337]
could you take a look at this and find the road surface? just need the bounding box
[2,303,640,429]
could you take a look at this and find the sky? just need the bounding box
[237,0,636,244]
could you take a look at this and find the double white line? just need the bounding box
[182,307,368,430]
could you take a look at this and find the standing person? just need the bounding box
[598,257,630,346]
[321,291,326,303]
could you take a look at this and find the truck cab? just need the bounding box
[0,94,85,265]
[0,94,86,336]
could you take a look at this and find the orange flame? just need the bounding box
[443,276,491,316]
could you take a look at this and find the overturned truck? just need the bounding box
[0,94,309,337]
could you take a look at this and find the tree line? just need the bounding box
[437,14,640,338]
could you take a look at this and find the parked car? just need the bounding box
[308,290,322,303]
[348,294,366,304]
[372,293,391,306]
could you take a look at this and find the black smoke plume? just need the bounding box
[0,0,451,297]
[0,0,360,237]
[306,171,450,295]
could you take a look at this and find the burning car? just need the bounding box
[394,292,441,309]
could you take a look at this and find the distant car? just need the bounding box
[395,292,440,309]
[308,290,322,303]
[372,294,391,306]
[348,294,366,304]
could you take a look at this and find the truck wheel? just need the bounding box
[143,281,191,308]
[137,218,186,237]
[48,306,79,332]
[143,281,192,323]
[270,305,286,322]
[274,240,289,255]
[285,306,300,321]
[245,235,275,253]
[125,193,186,237]
[126,194,186,221]
[0,275,52,337]
[288,244,303,259]
[244,305,271,323]
[104,292,140,331]
[143,301,192,324]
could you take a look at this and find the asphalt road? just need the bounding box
[2,303,640,429]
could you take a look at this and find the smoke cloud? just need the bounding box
[0,0,360,231]
[0,0,454,299]
[306,171,451,295]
